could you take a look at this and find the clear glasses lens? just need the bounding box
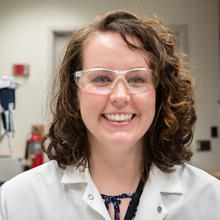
[74,68,153,94]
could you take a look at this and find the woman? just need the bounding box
[1,10,220,220]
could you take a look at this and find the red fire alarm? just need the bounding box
[13,64,29,76]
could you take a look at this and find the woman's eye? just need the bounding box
[129,77,146,83]
[91,75,111,83]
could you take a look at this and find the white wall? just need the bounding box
[0,0,219,169]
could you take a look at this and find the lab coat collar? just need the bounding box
[150,164,184,194]
[60,163,184,220]
[60,165,111,220]
[60,163,183,194]
[60,165,89,184]
[136,164,183,220]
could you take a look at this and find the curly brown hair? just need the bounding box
[42,10,196,177]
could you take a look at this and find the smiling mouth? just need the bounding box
[103,113,135,122]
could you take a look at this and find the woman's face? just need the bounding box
[77,32,156,151]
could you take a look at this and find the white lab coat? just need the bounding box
[0,160,220,220]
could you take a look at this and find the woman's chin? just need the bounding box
[99,133,143,150]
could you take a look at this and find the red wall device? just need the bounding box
[13,64,29,76]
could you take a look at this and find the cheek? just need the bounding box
[78,92,93,119]
[78,90,106,122]
[136,90,156,114]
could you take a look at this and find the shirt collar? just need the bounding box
[135,164,183,219]
[60,163,183,219]
[60,164,111,220]
[60,163,184,194]
[61,164,183,194]
[149,164,183,195]
[60,165,90,184]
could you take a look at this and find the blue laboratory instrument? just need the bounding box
[0,76,19,154]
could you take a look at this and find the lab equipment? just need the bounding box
[0,75,19,154]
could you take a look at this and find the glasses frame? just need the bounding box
[73,67,153,95]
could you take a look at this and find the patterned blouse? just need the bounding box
[101,192,138,220]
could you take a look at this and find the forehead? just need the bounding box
[82,31,149,69]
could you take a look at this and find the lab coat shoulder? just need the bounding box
[0,161,109,220]
[1,160,62,192]
[0,161,65,220]
[177,163,220,194]
[167,164,220,219]
[177,163,220,203]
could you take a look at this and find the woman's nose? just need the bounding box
[109,80,131,107]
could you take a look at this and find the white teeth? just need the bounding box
[104,113,134,122]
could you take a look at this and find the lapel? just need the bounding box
[135,164,183,220]
[61,165,110,220]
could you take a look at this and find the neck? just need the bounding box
[89,140,143,195]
